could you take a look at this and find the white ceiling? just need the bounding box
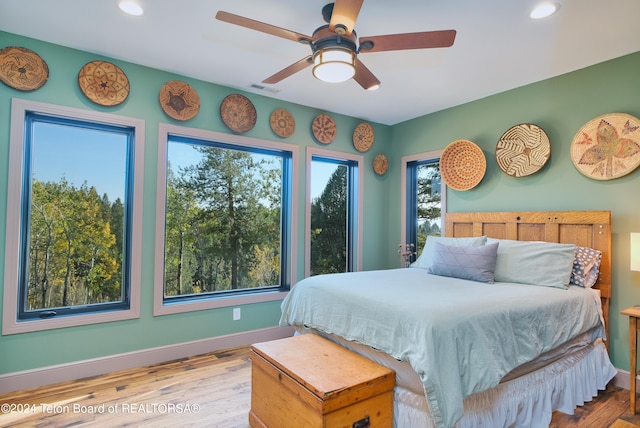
[1,0,639,125]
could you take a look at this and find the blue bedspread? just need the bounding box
[279,268,604,428]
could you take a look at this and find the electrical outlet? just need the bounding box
[233,307,241,321]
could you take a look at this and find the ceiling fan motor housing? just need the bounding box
[311,26,357,54]
[311,26,358,83]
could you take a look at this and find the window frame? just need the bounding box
[305,147,363,277]
[2,98,144,335]
[154,124,298,316]
[400,150,446,259]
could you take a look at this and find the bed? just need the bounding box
[279,210,616,428]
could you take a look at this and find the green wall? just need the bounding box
[0,31,391,374]
[1,29,639,377]
[388,51,640,371]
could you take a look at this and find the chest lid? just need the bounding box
[251,334,394,400]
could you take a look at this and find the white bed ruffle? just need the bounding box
[393,340,616,428]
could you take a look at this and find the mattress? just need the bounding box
[295,326,603,395]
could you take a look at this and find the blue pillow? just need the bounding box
[412,235,487,270]
[487,238,576,289]
[428,241,499,283]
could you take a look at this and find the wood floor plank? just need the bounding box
[610,420,640,428]
[1,345,639,427]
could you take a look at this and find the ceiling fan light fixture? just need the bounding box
[312,47,356,83]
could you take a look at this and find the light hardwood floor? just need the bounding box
[0,346,639,427]
[0,347,252,428]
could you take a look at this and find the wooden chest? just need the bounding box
[249,334,395,428]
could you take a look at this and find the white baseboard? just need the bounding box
[612,368,639,391]
[0,325,295,394]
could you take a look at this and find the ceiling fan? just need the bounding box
[215,0,456,90]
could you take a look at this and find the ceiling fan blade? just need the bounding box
[329,0,364,36]
[353,59,381,90]
[216,11,312,44]
[262,56,313,84]
[360,30,456,53]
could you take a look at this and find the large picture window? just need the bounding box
[155,125,297,315]
[3,99,144,334]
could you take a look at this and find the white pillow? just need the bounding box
[487,238,576,289]
[412,235,487,270]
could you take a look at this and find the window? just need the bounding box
[305,148,363,276]
[401,151,444,265]
[3,99,144,334]
[154,125,298,315]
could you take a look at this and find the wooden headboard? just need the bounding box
[444,210,612,340]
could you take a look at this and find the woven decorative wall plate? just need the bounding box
[78,61,130,106]
[353,122,375,152]
[571,113,640,180]
[373,154,388,175]
[312,114,337,144]
[0,46,49,91]
[270,108,295,138]
[440,139,486,191]
[495,123,551,177]
[159,80,200,121]
[220,94,257,133]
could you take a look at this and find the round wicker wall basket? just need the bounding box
[571,113,640,180]
[220,94,257,133]
[159,80,200,121]
[78,60,130,106]
[495,123,551,177]
[270,108,295,138]
[0,46,49,91]
[440,139,486,191]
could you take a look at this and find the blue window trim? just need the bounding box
[17,112,135,320]
[310,154,359,274]
[405,157,441,262]
[405,160,420,250]
[160,133,293,305]
[154,124,297,316]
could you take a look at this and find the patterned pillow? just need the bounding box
[570,246,602,288]
[428,241,499,283]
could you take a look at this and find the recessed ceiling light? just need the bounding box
[118,1,144,16]
[529,2,560,19]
